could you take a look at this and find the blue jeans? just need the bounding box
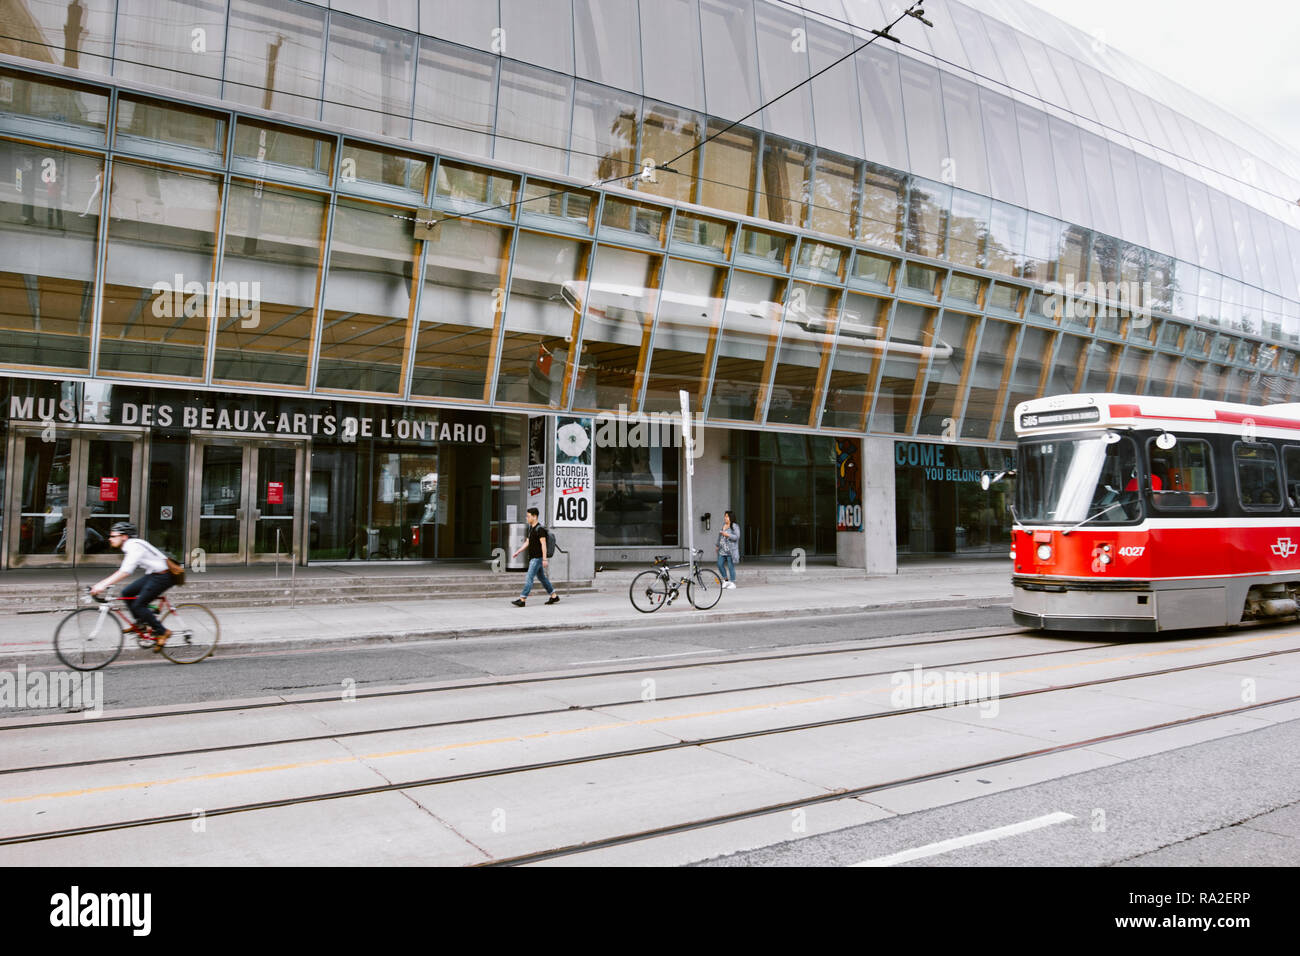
[521,557,554,598]
[121,571,173,633]
[717,553,735,582]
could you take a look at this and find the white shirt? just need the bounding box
[120,538,169,575]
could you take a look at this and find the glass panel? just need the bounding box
[822,292,886,431]
[808,20,863,158]
[1022,213,1061,284]
[860,166,905,250]
[808,152,857,240]
[500,0,574,74]
[639,0,705,112]
[700,0,761,122]
[253,446,297,555]
[980,87,1026,208]
[322,13,416,138]
[410,218,511,401]
[1115,347,1151,394]
[233,120,333,184]
[852,252,894,288]
[639,103,701,205]
[1000,327,1050,441]
[1149,438,1216,510]
[1046,334,1086,395]
[1082,340,1121,393]
[114,0,225,97]
[595,441,680,546]
[318,199,416,394]
[573,0,641,91]
[796,240,846,282]
[856,45,908,172]
[435,162,517,215]
[1015,103,1060,220]
[768,283,838,426]
[904,264,939,296]
[1079,131,1121,238]
[18,436,72,556]
[868,302,933,434]
[199,444,242,556]
[962,319,1017,440]
[3,1,115,74]
[948,274,981,305]
[214,180,326,387]
[519,178,593,229]
[418,0,497,51]
[571,245,662,412]
[1108,141,1147,248]
[570,81,639,184]
[413,37,496,157]
[670,212,731,259]
[334,0,415,31]
[1145,351,1179,396]
[700,122,757,217]
[918,311,977,438]
[1137,156,1175,258]
[1183,177,1221,272]
[642,258,725,414]
[145,437,186,555]
[225,0,326,119]
[947,190,989,270]
[340,141,429,200]
[905,178,950,259]
[757,136,808,228]
[114,96,225,162]
[1235,444,1283,512]
[100,162,220,378]
[755,1,814,142]
[898,58,949,183]
[738,225,791,269]
[495,61,572,176]
[0,67,109,142]
[939,73,990,196]
[497,231,590,407]
[1048,116,1092,229]
[709,270,786,422]
[601,198,667,244]
[0,141,100,370]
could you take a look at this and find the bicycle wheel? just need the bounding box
[54,607,125,671]
[157,603,220,663]
[687,567,724,610]
[629,570,671,613]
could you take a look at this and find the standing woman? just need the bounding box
[716,510,740,589]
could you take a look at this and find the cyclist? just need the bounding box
[90,522,173,651]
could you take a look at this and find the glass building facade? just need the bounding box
[1,0,1298,564]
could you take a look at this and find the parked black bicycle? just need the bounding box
[628,549,724,612]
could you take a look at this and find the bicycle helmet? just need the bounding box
[110,522,138,537]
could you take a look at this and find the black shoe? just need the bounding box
[511,598,526,607]
[546,594,560,605]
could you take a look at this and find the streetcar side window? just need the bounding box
[1283,446,1300,510]
[1148,438,1216,511]
[1234,443,1283,513]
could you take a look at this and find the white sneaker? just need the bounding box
[724,581,736,589]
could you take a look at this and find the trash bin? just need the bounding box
[506,522,527,570]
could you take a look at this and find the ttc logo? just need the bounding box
[1271,537,1298,558]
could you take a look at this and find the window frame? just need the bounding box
[1146,436,1218,512]
[1232,441,1284,514]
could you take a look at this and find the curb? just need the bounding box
[4,596,1014,665]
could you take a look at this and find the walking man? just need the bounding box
[511,507,560,606]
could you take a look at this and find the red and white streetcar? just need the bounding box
[1004,393,1300,632]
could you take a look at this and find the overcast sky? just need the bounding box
[1019,0,1300,160]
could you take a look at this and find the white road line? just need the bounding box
[572,649,721,665]
[849,812,1076,867]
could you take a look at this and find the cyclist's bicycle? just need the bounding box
[54,587,220,671]
[629,549,724,612]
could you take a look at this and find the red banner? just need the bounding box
[100,477,118,502]
[267,481,284,504]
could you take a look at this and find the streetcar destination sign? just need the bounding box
[1019,407,1101,429]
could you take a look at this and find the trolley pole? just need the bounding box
[680,390,695,572]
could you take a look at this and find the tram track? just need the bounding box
[0,626,1040,730]
[0,632,1123,776]
[3,635,1299,850]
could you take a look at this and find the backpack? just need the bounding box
[544,527,560,558]
[142,539,186,585]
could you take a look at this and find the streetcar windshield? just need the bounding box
[1017,435,1141,525]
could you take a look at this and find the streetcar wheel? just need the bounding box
[629,570,670,613]
[687,568,724,610]
[157,603,220,663]
[53,607,124,671]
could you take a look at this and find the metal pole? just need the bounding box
[290,548,297,609]
[275,526,280,580]
[680,390,695,575]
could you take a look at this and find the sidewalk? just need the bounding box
[0,560,1013,663]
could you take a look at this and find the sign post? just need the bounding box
[680,390,695,571]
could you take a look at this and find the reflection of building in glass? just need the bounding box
[1,0,1298,563]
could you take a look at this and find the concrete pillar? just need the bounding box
[837,436,897,574]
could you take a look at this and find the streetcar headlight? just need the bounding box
[1036,544,1052,561]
